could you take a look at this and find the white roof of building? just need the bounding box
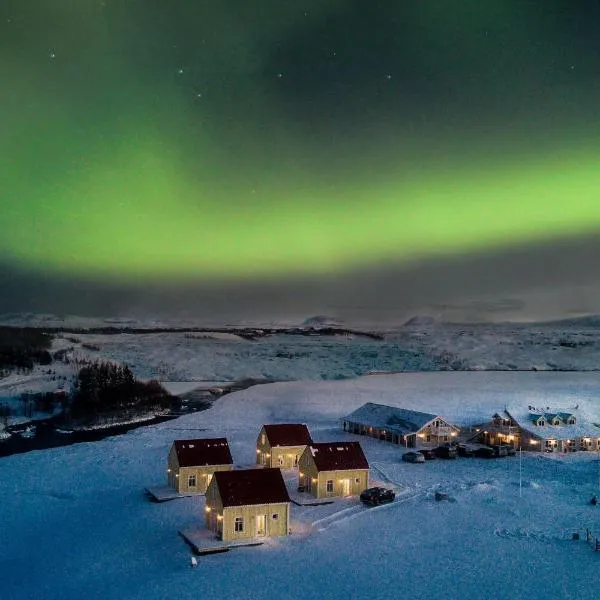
[505,405,600,440]
[343,402,453,435]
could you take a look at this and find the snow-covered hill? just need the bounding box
[3,315,600,426]
[1,372,600,600]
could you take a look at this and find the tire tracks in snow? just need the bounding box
[311,462,425,532]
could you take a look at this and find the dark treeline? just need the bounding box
[34,326,384,340]
[70,361,173,421]
[0,326,52,373]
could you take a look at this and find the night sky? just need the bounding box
[2,1,600,321]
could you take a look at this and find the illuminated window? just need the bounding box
[234,517,244,532]
[261,434,265,445]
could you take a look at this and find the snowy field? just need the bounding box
[4,314,600,428]
[1,372,600,600]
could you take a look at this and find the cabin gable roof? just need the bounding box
[262,423,313,447]
[213,468,290,507]
[172,438,233,468]
[306,442,369,472]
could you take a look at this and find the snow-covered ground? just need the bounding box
[1,372,600,600]
[4,315,600,427]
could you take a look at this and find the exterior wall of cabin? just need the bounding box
[205,495,290,541]
[204,478,224,537]
[312,469,369,499]
[298,451,319,494]
[256,427,271,466]
[167,446,178,489]
[167,451,233,494]
[269,445,306,469]
[298,451,368,498]
[220,503,289,541]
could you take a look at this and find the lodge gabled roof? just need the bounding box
[213,468,291,507]
[172,438,233,468]
[306,442,369,472]
[343,402,454,435]
[506,407,600,441]
[263,423,313,447]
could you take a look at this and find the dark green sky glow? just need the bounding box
[2,1,600,318]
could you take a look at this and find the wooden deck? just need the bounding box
[288,489,335,506]
[144,486,196,502]
[179,527,265,556]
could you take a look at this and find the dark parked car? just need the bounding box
[418,448,437,460]
[402,451,426,463]
[360,487,396,506]
[474,446,496,458]
[489,444,509,457]
[457,444,475,457]
[434,444,458,459]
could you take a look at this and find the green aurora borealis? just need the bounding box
[3,1,600,283]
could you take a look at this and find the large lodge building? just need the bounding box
[468,406,600,453]
[342,402,460,448]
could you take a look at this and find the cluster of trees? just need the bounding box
[0,327,52,372]
[70,361,172,420]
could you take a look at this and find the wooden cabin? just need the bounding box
[298,441,369,499]
[205,468,291,541]
[342,402,460,448]
[167,438,233,494]
[256,423,313,469]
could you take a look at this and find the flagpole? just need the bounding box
[519,445,522,498]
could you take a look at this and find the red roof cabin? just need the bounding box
[298,441,369,499]
[205,468,291,541]
[256,423,313,469]
[167,438,233,494]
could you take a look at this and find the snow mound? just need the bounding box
[469,482,497,493]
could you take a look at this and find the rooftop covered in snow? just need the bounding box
[505,406,600,440]
[343,402,452,435]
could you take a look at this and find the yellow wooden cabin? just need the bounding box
[299,442,369,499]
[205,468,291,541]
[167,438,233,494]
[256,423,313,469]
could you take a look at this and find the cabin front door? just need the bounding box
[341,479,350,496]
[256,514,266,537]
